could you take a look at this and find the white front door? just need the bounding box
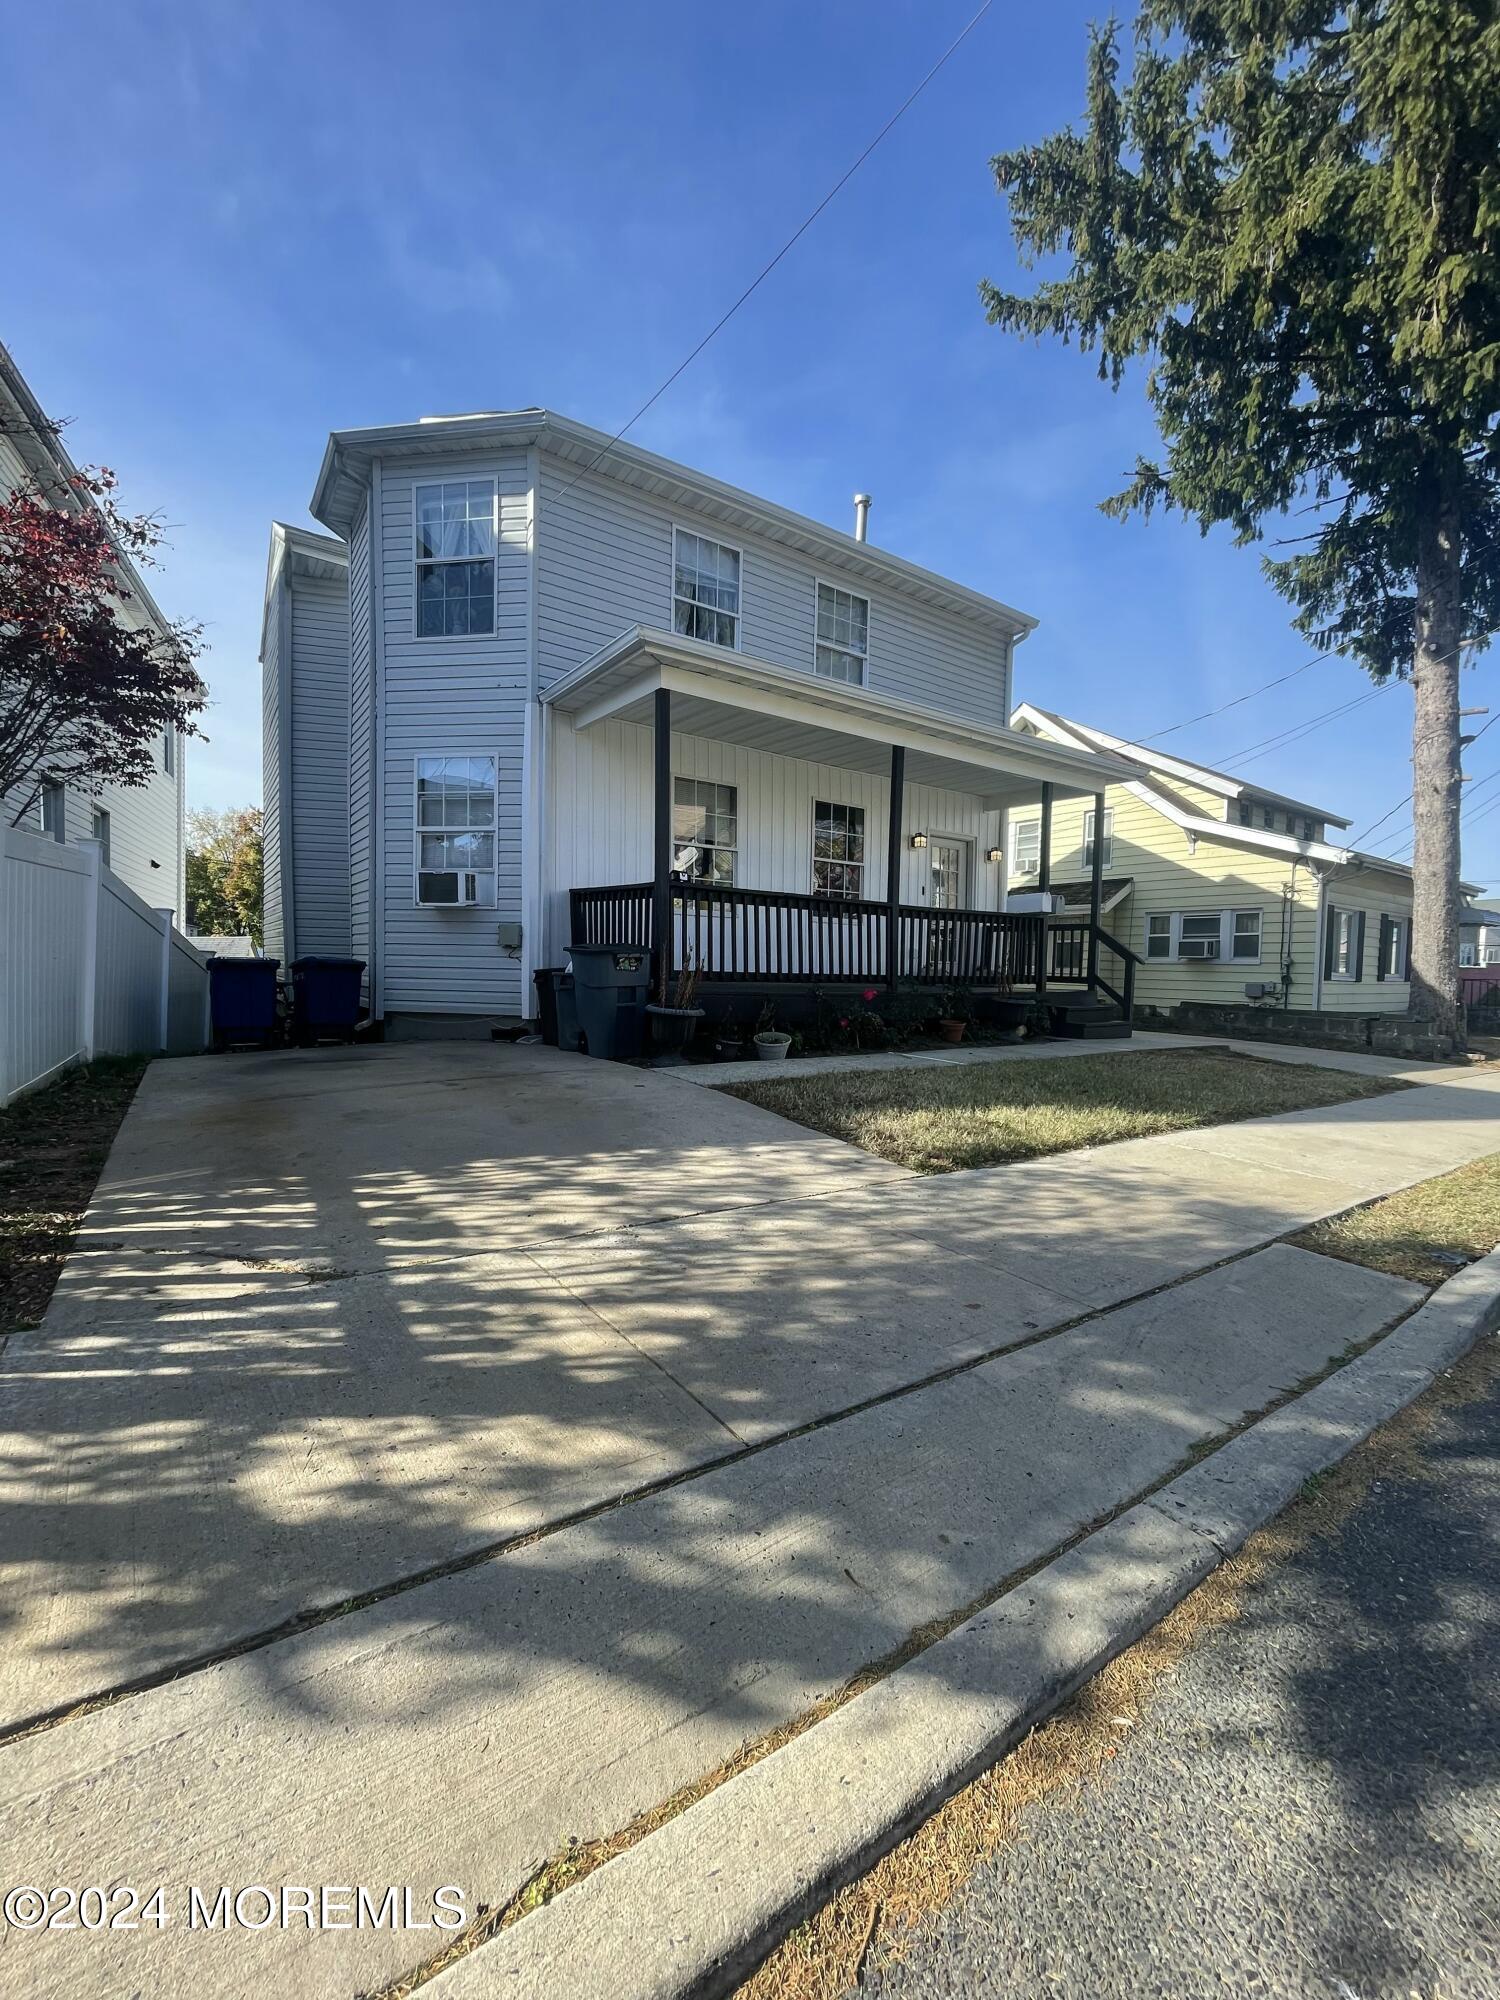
[931,839,967,909]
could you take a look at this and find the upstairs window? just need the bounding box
[672,778,737,885]
[812,799,866,899]
[673,529,740,649]
[1011,816,1040,877]
[1083,807,1114,869]
[162,728,175,777]
[91,806,111,868]
[415,755,497,905]
[1236,801,1254,827]
[815,582,869,684]
[415,480,496,637]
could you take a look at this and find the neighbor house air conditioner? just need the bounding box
[1179,939,1220,959]
[417,871,481,907]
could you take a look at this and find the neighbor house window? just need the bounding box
[672,778,738,885]
[1231,910,1262,960]
[91,807,111,867]
[415,480,496,637]
[1261,806,1277,830]
[814,582,868,684]
[1011,816,1040,877]
[1460,941,1478,966]
[40,780,65,842]
[812,799,865,899]
[1145,910,1261,961]
[1327,906,1362,980]
[1083,807,1113,869]
[1485,945,1500,966]
[162,728,175,777]
[1236,801,1254,827]
[414,755,498,905]
[1300,816,1316,840]
[673,529,740,649]
[1377,915,1406,981]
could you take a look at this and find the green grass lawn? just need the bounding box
[720,1048,1404,1174]
[0,1059,145,1340]
[1291,1152,1500,1286]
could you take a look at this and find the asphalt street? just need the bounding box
[866,1355,1500,2000]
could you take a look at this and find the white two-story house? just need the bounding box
[267,408,1142,1033]
[0,339,186,918]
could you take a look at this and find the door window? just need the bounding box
[931,840,966,909]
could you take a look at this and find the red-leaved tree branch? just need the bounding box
[1,466,208,822]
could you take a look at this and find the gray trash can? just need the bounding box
[555,971,582,1053]
[568,943,650,1060]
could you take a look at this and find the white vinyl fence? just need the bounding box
[0,824,209,1105]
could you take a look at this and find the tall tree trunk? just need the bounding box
[1408,469,1464,1048]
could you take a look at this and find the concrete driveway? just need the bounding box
[4,1040,1500,1732]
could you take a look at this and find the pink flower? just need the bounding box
[838,1017,850,1029]
[862,987,878,1002]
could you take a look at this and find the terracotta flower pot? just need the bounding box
[936,1018,966,1045]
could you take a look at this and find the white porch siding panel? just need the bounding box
[289,571,351,957]
[379,454,529,1015]
[536,459,1011,729]
[347,499,374,979]
[543,714,1001,964]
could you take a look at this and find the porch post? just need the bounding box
[885,744,905,992]
[652,687,672,1004]
[1034,781,1053,999]
[1087,788,1105,988]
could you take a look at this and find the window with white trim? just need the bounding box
[1083,807,1113,869]
[812,799,866,899]
[1011,816,1040,877]
[40,780,65,842]
[814,582,868,684]
[1378,914,1406,981]
[162,728,175,777]
[1336,912,1360,980]
[672,778,737,885]
[415,480,496,637]
[1460,941,1478,966]
[415,755,498,905]
[673,529,740,648]
[91,806,111,868]
[1485,944,1500,966]
[1143,909,1263,962]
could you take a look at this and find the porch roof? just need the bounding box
[542,627,1144,809]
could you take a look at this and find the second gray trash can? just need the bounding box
[568,944,650,1060]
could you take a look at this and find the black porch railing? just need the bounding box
[567,881,1138,1015]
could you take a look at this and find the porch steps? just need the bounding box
[1046,997,1131,1041]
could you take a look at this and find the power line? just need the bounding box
[551,1,994,506]
[1213,685,1391,769]
[1140,651,1330,743]
[1348,700,1500,848]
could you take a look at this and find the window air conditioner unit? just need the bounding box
[1179,939,1220,959]
[418,871,481,907]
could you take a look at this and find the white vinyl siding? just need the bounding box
[288,568,351,957]
[379,454,529,1016]
[534,458,1012,727]
[347,498,375,981]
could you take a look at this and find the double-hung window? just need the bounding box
[814,583,869,684]
[673,530,740,648]
[812,800,866,899]
[1178,913,1223,959]
[415,480,496,637]
[415,755,498,905]
[162,729,175,777]
[1460,941,1478,967]
[672,778,737,885]
[1083,807,1113,869]
[1326,906,1363,980]
[1377,914,1406,981]
[1011,816,1040,878]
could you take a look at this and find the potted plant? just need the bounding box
[934,985,972,1045]
[645,962,705,1061]
[752,1002,792,1061]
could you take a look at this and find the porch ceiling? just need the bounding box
[544,627,1143,809]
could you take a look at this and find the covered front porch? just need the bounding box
[542,627,1144,1026]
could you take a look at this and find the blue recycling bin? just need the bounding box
[290,957,367,1044]
[208,957,280,1049]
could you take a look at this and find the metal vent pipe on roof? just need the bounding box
[853,493,872,542]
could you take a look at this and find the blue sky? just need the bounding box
[6,0,1493,884]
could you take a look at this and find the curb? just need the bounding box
[428,1246,1500,2000]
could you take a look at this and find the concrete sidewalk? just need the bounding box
[0,1043,1497,1999]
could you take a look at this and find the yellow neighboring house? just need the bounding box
[1010,704,1462,1019]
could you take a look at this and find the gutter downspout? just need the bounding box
[1311,866,1328,1012]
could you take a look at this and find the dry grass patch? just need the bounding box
[1292,1150,1500,1285]
[0,1059,145,1345]
[721,1048,1402,1173]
